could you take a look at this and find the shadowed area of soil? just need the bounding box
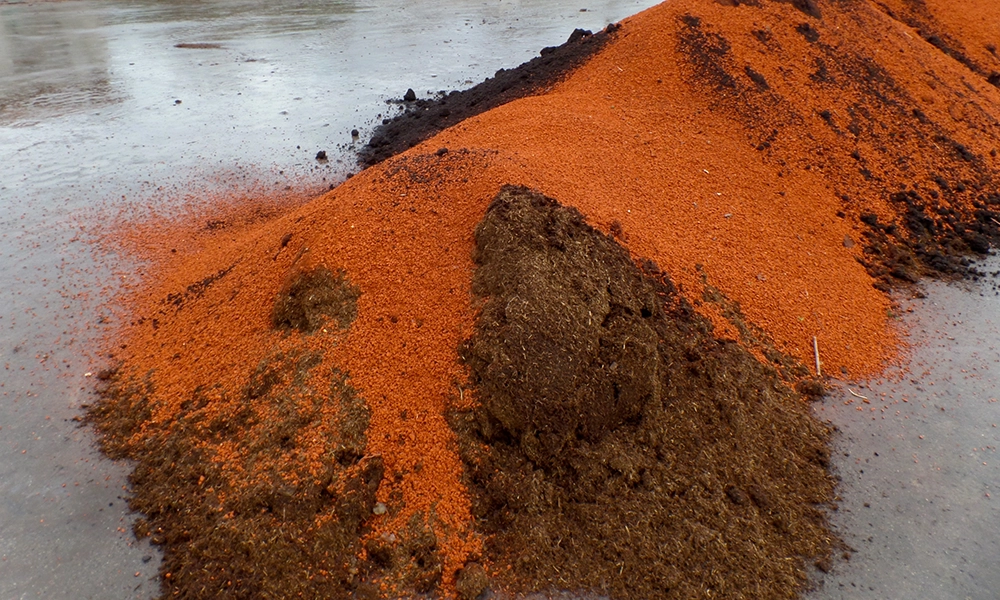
[452,186,836,599]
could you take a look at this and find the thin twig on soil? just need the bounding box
[847,388,869,401]
[813,336,822,377]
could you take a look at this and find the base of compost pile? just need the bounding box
[88,277,447,599]
[358,24,618,167]
[452,186,837,599]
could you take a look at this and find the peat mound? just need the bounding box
[452,186,836,599]
[358,25,618,167]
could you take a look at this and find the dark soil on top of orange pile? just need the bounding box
[874,0,1000,92]
[357,25,618,167]
[88,0,1000,599]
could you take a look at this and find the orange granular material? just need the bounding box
[877,0,1000,80]
[102,0,1000,592]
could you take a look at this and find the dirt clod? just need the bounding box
[455,562,489,600]
[175,42,224,50]
[272,267,360,334]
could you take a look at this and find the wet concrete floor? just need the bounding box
[809,262,1000,600]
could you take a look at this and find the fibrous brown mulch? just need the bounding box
[451,186,837,599]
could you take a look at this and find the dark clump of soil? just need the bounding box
[362,513,447,593]
[455,562,490,600]
[856,188,1000,289]
[174,42,224,50]
[358,25,619,167]
[164,264,234,309]
[272,267,361,334]
[452,186,837,599]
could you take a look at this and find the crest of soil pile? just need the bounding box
[358,25,617,167]
[676,4,1000,285]
[453,186,836,599]
[872,0,1000,88]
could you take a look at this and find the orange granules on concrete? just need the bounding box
[95,0,1000,597]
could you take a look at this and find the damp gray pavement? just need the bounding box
[808,261,1000,600]
[2,1,1000,599]
[0,0,658,597]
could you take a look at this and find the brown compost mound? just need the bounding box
[88,0,1000,598]
[357,25,617,167]
[453,186,835,599]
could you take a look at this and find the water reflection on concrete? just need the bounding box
[0,0,659,597]
[810,261,1000,600]
[0,5,118,122]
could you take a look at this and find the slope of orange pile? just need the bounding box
[877,0,1000,84]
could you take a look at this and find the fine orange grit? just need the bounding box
[875,0,1000,85]
[94,0,1000,597]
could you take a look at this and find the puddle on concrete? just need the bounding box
[809,259,1000,600]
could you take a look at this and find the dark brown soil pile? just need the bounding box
[451,186,836,599]
[358,25,617,167]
